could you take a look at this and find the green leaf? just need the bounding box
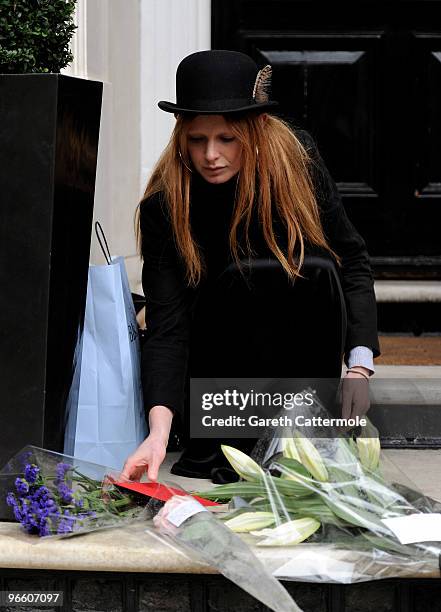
[272,457,314,480]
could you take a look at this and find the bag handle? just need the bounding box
[95,221,112,265]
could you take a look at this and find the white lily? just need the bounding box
[252,517,320,546]
[224,512,275,533]
[221,445,264,481]
[294,435,328,482]
[356,435,381,471]
[279,438,309,483]
[281,437,301,462]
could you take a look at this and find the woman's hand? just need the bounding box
[120,434,167,482]
[341,367,371,421]
[120,405,173,482]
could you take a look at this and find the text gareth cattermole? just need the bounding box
[201,390,314,411]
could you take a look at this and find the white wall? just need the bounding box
[64,0,211,292]
[139,0,211,190]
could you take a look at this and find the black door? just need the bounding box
[212,0,441,278]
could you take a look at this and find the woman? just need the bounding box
[121,50,380,483]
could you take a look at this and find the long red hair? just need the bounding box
[136,114,338,286]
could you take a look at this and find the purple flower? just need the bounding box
[74,496,84,508]
[7,457,130,539]
[57,482,73,504]
[56,510,76,535]
[17,502,36,532]
[39,517,50,537]
[13,506,23,522]
[6,492,17,507]
[24,464,40,484]
[35,491,58,515]
[45,498,57,511]
[34,486,50,500]
[55,462,72,482]
[56,521,73,534]
[30,501,42,516]
[8,476,63,537]
[15,478,29,495]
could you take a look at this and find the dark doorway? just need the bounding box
[212,1,441,278]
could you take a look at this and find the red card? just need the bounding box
[115,480,220,506]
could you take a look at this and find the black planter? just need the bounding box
[0,74,103,469]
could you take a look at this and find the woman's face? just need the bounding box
[186,115,242,184]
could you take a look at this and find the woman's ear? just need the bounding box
[260,113,268,123]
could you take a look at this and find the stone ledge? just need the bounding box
[0,516,439,581]
[339,366,441,405]
[370,366,441,406]
[1,451,440,580]
[0,520,215,575]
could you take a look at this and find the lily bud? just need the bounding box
[281,437,301,462]
[221,445,264,482]
[224,511,275,533]
[252,517,320,546]
[356,435,380,471]
[294,435,328,482]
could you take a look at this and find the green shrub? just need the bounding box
[0,0,77,73]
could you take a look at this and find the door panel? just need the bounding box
[212,0,441,277]
[256,39,379,195]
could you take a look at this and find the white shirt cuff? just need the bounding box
[347,346,375,375]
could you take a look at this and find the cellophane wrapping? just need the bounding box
[1,446,301,611]
[1,445,148,539]
[146,484,301,612]
[195,394,441,584]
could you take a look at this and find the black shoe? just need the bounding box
[210,466,239,484]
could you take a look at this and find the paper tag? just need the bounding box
[167,497,208,527]
[381,513,441,544]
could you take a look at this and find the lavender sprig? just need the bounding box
[6,459,141,537]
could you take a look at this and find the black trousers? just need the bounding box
[171,255,347,481]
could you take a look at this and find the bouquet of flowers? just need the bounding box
[1,446,148,538]
[1,446,302,612]
[195,423,441,582]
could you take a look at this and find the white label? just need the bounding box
[167,497,208,527]
[381,513,441,544]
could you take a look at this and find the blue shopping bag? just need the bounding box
[64,225,147,469]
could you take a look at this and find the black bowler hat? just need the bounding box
[158,50,278,115]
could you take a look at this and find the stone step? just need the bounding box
[375,280,441,302]
[372,365,441,378]
[340,366,441,446]
[376,285,441,332]
[135,281,441,303]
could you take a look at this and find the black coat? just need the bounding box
[139,131,380,421]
